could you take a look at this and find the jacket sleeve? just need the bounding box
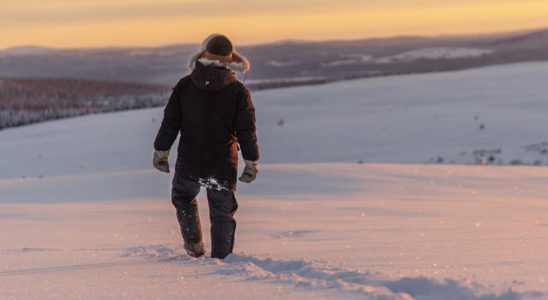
[154,85,182,151]
[235,86,259,161]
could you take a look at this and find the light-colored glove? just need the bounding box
[153,150,170,173]
[239,160,258,183]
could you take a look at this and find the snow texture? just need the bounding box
[0,62,547,299]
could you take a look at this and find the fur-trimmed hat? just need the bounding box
[188,33,251,73]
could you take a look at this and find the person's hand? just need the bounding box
[153,150,170,173]
[239,160,258,183]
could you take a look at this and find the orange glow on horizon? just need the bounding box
[1,0,548,49]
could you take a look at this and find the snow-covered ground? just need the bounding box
[1,62,547,299]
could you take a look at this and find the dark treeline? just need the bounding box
[0,78,170,130]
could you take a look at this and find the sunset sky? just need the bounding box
[2,0,548,49]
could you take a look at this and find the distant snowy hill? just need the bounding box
[0,61,547,181]
[256,61,548,166]
[2,28,548,86]
[3,28,548,133]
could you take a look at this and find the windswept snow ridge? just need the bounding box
[103,245,534,300]
[220,254,526,300]
[90,243,536,300]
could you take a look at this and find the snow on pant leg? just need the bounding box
[206,188,238,259]
[171,174,203,245]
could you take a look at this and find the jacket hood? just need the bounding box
[190,61,236,91]
[188,33,251,73]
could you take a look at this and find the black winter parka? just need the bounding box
[154,61,259,191]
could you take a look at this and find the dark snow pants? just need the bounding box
[171,173,238,259]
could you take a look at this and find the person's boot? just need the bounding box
[176,208,205,258]
[210,225,235,259]
[184,242,205,258]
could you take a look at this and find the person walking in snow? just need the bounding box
[153,34,259,259]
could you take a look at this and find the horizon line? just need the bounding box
[1,25,546,53]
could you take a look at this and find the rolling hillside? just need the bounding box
[1,28,548,86]
[0,62,546,300]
